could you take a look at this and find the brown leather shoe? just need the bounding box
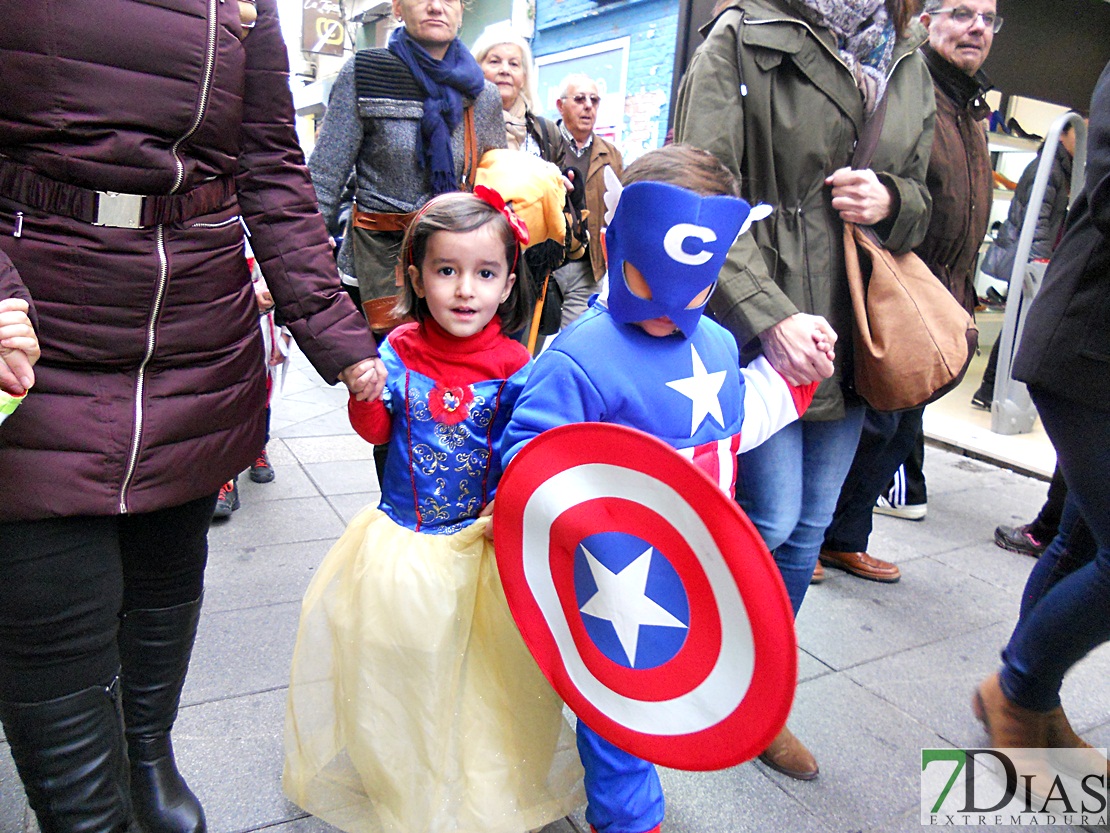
[810,561,826,584]
[758,725,819,781]
[819,549,901,583]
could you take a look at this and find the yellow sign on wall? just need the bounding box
[302,0,345,56]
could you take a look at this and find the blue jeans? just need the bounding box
[735,406,866,615]
[823,406,924,553]
[998,388,1110,712]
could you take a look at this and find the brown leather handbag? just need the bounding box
[845,97,978,411]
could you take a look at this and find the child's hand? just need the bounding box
[758,313,835,385]
[479,500,495,540]
[253,283,274,313]
[0,299,39,396]
[811,319,837,366]
[340,357,386,402]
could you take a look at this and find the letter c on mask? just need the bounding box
[663,224,717,266]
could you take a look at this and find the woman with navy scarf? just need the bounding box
[308,0,506,336]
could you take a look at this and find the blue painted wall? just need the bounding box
[534,0,679,161]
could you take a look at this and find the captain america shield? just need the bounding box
[494,423,796,771]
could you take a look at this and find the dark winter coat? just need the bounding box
[1014,60,1110,411]
[0,0,376,521]
[981,142,1073,283]
[675,0,935,420]
[914,45,993,315]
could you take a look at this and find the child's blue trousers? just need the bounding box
[577,721,664,833]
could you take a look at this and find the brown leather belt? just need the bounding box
[0,156,236,229]
[351,207,416,233]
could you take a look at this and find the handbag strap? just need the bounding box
[848,94,892,247]
[460,104,478,192]
[851,94,890,171]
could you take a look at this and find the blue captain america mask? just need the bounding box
[605,180,757,338]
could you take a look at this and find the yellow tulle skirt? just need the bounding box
[283,506,584,833]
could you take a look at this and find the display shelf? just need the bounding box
[987,132,1040,153]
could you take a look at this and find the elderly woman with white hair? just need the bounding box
[472,24,566,163]
[472,24,588,346]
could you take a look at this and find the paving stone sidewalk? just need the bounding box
[2,347,1107,833]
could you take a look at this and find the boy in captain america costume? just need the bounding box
[501,144,834,833]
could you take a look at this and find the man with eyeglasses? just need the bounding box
[820,0,998,579]
[553,74,624,327]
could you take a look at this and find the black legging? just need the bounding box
[0,493,216,703]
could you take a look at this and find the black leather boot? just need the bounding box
[0,678,130,833]
[118,595,207,833]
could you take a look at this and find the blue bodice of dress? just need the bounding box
[376,328,531,534]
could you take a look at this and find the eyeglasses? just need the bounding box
[931,6,1003,33]
[566,94,601,107]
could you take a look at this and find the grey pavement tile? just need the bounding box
[926,537,1040,595]
[171,688,304,833]
[234,455,322,504]
[174,690,587,833]
[248,815,341,833]
[270,396,341,430]
[274,408,362,439]
[1055,644,1110,740]
[283,381,350,408]
[866,805,935,832]
[858,452,1051,564]
[208,496,346,549]
[203,538,334,613]
[273,360,325,396]
[655,763,833,833]
[864,490,1017,562]
[538,818,582,833]
[761,673,947,832]
[799,647,835,684]
[303,460,379,497]
[847,621,1110,752]
[283,434,375,465]
[844,621,1016,749]
[1,742,30,833]
[864,805,1092,833]
[183,601,301,706]
[326,492,380,526]
[796,556,1019,671]
[923,445,1048,495]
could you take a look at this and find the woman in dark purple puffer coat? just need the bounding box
[0,2,383,831]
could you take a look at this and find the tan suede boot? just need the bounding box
[972,673,1050,748]
[1047,707,1110,779]
[758,725,819,781]
[973,673,1065,803]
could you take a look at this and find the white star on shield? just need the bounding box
[578,544,688,668]
[665,344,727,436]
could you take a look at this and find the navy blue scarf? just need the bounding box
[388,28,486,195]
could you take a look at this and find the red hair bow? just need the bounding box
[474,185,530,248]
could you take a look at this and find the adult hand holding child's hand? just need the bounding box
[0,298,39,396]
[759,313,837,386]
[340,357,387,402]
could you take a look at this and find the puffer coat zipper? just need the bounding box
[118,0,220,513]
